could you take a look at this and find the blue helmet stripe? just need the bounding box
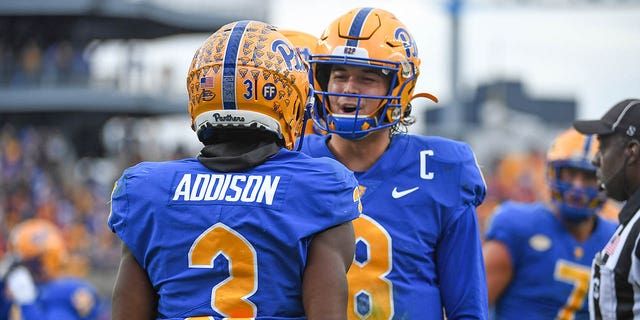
[223,20,250,110]
[346,7,374,47]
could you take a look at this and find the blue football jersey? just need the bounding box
[300,134,488,319]
[5,276,100,320]
[485,201,617,320]
[108,149,360,319]
[0,279,10,320]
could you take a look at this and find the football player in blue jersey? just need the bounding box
[0,218,100,319]
[301,7,488,319]
[483,128,617,319]
[108,20,361,320]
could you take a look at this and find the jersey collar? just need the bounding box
[619,188,640,225]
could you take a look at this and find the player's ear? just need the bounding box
[626,139,639,164]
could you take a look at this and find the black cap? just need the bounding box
[574,98,640,139]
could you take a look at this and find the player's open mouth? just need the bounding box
[342,105,357,114]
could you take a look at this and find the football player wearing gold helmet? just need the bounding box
[1,218,100,319]
[280,29,317,64]
[483,128,617,319]
[300,7,488,319]
[280,29,324,136]
[109,20,360,319]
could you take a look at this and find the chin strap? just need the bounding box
[411,92,439,103]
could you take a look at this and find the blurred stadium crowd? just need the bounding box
[0,39,90,87]
[0,121,194,317]
[0,122,115,284]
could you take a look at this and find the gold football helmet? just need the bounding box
[547,128,605,222]
[187,20,312,150]
[547,128,599,166]
[309,7,437,139]
[9,219,68,280]
[279,29,318,63]
[281,29,326,136]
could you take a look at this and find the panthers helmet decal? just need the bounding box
[281,29,327,136]
[9,219,68,280]
[280,29,318,63]
[309,7,437,139]
[546,128,605,222]
[187,20,311,150]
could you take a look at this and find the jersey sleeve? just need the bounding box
[107,172,127,236]
[425,138,487,210]
[323,160,362,224]
[484,202,524,265]
[107,164,150,267]
[294,158,362,234]
[459,143,487,208]
[438,204,489,319]
[433,141,489,318]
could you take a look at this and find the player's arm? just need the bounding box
[302,221,355,320]
[482,239,513,305]
[112,242,157,320]
[438,205,489,319]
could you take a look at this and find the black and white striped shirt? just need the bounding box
[590,189,640,319]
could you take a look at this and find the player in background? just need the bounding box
[108,20,360,319]
[301,7,488,319]
[0,218,100,319]
[483,128,617,319]
[280,29,324,136]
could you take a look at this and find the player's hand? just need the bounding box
[6,266,37,304]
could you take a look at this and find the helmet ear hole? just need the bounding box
[400,60,414,78]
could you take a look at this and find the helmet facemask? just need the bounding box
[548,164,606,223]
[546,129,606,223]
[312,57,407,139]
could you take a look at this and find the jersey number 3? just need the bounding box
[188,222,258,318]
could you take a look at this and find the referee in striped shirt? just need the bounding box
[574,98,640,320]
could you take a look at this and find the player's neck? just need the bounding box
[561,216,596,243]
[327,130,390,172]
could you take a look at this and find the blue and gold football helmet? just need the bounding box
[309,7,437,139]
[279,29,317,64]
[280,29,325,136]
[9,219,68,281]
[546,128,606,222]
[187,20,312,150]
